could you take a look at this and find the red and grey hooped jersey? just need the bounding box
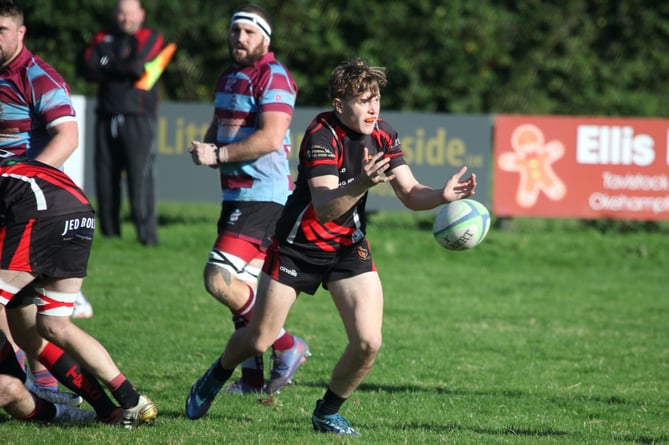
[0,151,91,223]
[0,46,76,158]
[274,111,407,257]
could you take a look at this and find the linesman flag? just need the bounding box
[135,43,177,91]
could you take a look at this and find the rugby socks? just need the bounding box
[212,359,235,382]
[233,286,265,389]
[233,285,256,325]
[0,337,27,380]
[272,331,294,351]
[38,341,118,418]
[317,387,347,416]
[15,348,26,372]
[22,395,57,421]
[108,374,140,409]
[240,355,264,389]
[30,367,58,390]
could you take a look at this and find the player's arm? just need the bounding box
[34,120,78,168]
[202,117,217,144]
[190,110,291,166]
[389,165,477,211]
[114,30,165,78]
[309,148,392,222]
[81,35,112,81]
[224,110,291,162]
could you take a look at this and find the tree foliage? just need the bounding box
[21,0,669,116]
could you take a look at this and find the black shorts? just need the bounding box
[0,211,94,278]
[217,201,283,251]
[263,238,377,295]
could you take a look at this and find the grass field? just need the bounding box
[1,202,667,444]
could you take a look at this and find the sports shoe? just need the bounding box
[266,336,310,394]
[96,407,123,425]
[30,386,83,408]
[312,400,360,435]
[72,292,93,319]
[185,360,225,419]
[118,395,158,429]
[53,403,97,424]
[224,380,264,395]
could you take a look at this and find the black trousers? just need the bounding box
[94,113,159,245]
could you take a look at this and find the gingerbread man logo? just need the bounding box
[498,124,566,207]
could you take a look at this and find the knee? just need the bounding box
[250,329,275,355]
[36,318,68,344]
[235,330,270,356]
[1,375,25,401]
[250,338,269,356]
[203,264,233,302]
[355,334,383,360]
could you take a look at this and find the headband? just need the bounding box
[230,12,272,41]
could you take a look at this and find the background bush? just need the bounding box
[22,0,669,115]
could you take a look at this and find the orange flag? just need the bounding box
[134,43,177,91]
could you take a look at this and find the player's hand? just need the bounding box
[189,141,218,168]
[361,147,394,187]
[442,166,477,202]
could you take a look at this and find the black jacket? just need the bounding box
[82,26,164,116]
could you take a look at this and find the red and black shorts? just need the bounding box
[262,238,377,295]
[214,201,283,255]
[0,211,94,279]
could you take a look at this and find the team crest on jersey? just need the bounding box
[356,244,370,261]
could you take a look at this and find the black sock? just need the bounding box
[318,387,346,415]
[26,396,57,421]
[47,354,118,418]
[0,334,27,381]
[111,379,140,409]
[213,359,235,383]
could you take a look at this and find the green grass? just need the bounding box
[2,202,667,444]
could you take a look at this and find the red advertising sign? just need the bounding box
[493,115,669,220]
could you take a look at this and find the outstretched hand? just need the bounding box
[443,166,477,202]
[360,147,395,187]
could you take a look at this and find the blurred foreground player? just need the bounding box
[0,150,157,428]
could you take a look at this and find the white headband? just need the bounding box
[231,12,272,41]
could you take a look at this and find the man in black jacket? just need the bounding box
[82,0,163,246]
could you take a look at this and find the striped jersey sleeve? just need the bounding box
[0,48,75,158]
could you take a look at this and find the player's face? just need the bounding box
[115,0,145,35]
[334,90,381,135]
[0,16,24,68]
[228,22,268,67]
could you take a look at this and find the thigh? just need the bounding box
[328,271,384,343]
[0,271,35,298]
[5,304,45,354]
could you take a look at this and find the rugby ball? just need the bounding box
[432,199,491,251]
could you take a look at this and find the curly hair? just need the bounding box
[328,57,387,100]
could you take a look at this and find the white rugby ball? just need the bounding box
[433,199,491,251]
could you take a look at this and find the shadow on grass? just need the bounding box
[295,380,668,442]
[395,421,569,437]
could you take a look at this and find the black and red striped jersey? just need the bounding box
[274,111,407,257]
[0,151,92,223]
